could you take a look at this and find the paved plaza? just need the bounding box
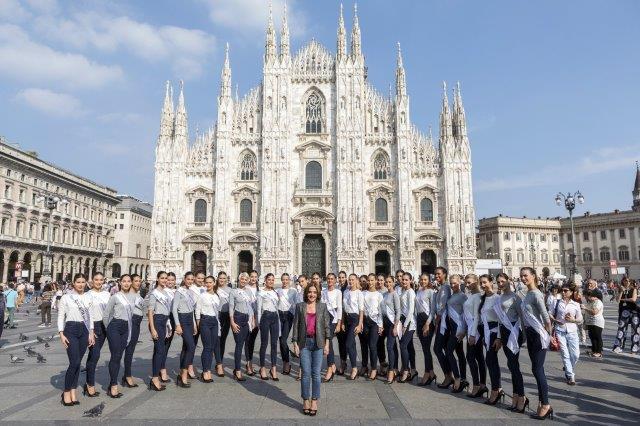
[0,299,638,425]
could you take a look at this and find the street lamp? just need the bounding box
[36,193,69,282]
[555,191,584,280]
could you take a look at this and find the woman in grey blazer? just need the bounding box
[292,284,330,416]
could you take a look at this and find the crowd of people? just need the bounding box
[2,268,638,420]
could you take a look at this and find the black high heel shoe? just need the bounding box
[269,370,279,382]
[467,385,489,398]
[514,396,530,414]
[484,390,505,405]
[160,376,171,383]
[233,369,246,382]
[199,373,214,383]
[418,375,437,387]
[60,393,74,407]
[322,372,334,383]
[531,407,554,420]
[121,377,139,388]
[437,379,453,389]
[245,363,256,376]
[148,380,165,391]
[397,372,411,383]
[82,384,100,397]
[451,380,469,394]
[106,387,123,398]
[176,375,191,388]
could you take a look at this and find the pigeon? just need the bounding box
[47,334,55,341]
[10,354,25,363]
[23,345,34,352]
[19,333,28,342]
[36,353,46,363]
[83,402,105,418]
[26,348,38,357]
[25,310,30,316]
[36,336,46,343]
[44,342,51,349]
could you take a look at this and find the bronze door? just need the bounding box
[301,234,325,277]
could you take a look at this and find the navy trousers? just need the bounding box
[233,312,250,370]
[64,322,89,391]
[178,313,196,369]
[416,312,435,372]
[485,322,501,391]
[245,323,259,363]
[219,311,231,364]
[279,310,294,364]
[200,314,221,372]
[164,316,175,365]
[383,317,399,370]
[123,314,142,378]
[500,323,524,395]
[358,324,370,369]
[259,311,279,367]
[434,321,451,375]
[345,313,360,369]
[85,321,106,386]
[526,327,549,405]
[363,317,380,369]
[106,319,129,386]
[466,329,486,386]
[326,317,337,366]
[445,319,466,380]
[152,314,168,377]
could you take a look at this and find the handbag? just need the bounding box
[548,300,560,351]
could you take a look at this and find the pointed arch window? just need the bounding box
[305,161,322,190]
[305,91,323,134]
[375,198,388,222]
[373,153,389,180]
[239,199,253,223]
[194,199,207,223]
[240,152,257,180]
[420,198,433,222]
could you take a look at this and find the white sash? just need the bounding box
[238,289,255,330]
[520,300,550,349]
[134,295,144,313]
[465,312,479,339]
[385,300,396,323]
[448,308,465,334]
[277,288,293,312]
[481,311,499,349]
[116,292,133,345]
[152,289,173,338]
[71,294,91,331]
[322,289,338,324]
[439,310,448,335]
[178,287,195,311]
[202,293,222,337]
[417,292,431,316]
[364,295,381,326]
[494,302,520,354]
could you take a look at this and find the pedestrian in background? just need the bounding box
[3,283,18,329]
[582,290,604,358]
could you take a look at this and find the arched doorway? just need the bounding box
[191,251,207,275]
[374,250,391,276]
[23,252,32,281]
[0,251,4,282]
[238,251,253,276]
[112,263,122,278]
[8,251,20,282]
[301,234,325,277]
[421,250,437,275]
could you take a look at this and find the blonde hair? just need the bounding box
[238,272,250,281]
[464,274,478,283]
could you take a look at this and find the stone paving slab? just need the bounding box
[0,300,638,424]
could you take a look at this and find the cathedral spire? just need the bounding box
[395,42,406,98]
[174,80,188,145]
[280,1,290,61]
[159,80,174,140]
[265,1,277,63]
[633,161,640,212]
[439,81,453,142]
[452,81,467,139]
[337,3,346,60]
[219,42,232,99]
[351,3,362,59]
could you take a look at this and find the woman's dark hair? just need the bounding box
[92,271,104,278]
[496,272,510,281]
[402,272,413,281]
[479,274,493,282]
[43,283,52,292]
[217,271,227,278]
[326,272,336,279]
[520,267,538,283]
[167,272,176,278]
[131,274,141,280]
[561,282,577,294]
[281,272,290,279]
[264,273,275,282]
[73,273,87,283]
[435,266,448,278]
[184,271,194,279]
[205,275,218,293]
[156,270,167,280]
[303,282,319,303]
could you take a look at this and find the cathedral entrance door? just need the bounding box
[238,250,253,276]
[421,250,437,275]
[375,250,391,276]
[191,251,207,275]
[301,234,325,277]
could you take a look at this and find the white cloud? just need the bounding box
[24,0,59,14]
[476,144,640,192]
[15,88,85,118]
[204,0,307,38]
[0,0,32,22]
[32,12,216,78]
[97,112,143,124]
[0,24,123,89]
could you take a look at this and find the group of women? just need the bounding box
[57,266,558,420]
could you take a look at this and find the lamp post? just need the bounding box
[525,237,539,272]
[555,191,584,281]
[36,193,69,282]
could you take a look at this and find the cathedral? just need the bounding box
[150,5,477,279]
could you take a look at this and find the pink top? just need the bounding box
[305,312,316,337]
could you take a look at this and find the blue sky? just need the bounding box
[1,0,639,220]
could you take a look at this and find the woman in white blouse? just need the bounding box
[321,272,342,382]
[398,272,416,383]
[277,273,297,375]
[343,273,364,380]
[463,274,487,398]
[59,273,95,406]
[83,272,109,397]
[195,275,221,383]
[257,273,280,381]
[363,274,384,380]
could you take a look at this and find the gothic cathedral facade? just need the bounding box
[150,5,477,279]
